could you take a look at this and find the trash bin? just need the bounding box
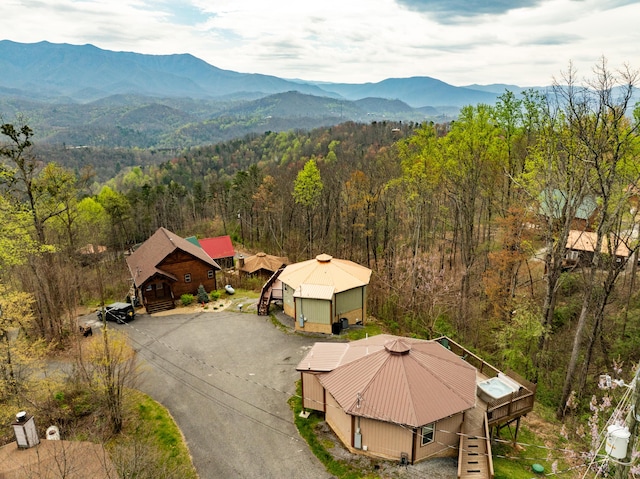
[341,318,349,330]
[332,322,342,335]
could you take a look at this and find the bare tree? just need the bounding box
[82,327,138,434]
[556,59,640,417]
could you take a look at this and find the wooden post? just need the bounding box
[614,365,640,479]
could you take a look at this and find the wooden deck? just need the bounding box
[434,337,537,479]
[435,336,536,429]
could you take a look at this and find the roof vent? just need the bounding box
[316,254,333,263]
[385,339,411,355]
[257,252,266,257]
[46,425,61,440]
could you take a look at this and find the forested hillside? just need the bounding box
[0,91,433,150]
[2,61,640,472]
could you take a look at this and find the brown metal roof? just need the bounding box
[297,334,395,371]
[310,336,477,427]
[126,227,221,287]
[298,342,351,372]
[278,254,371,294]
[239,252,289,274]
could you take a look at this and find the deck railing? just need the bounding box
[258,268,284,315]
[484,413,494,479]
[485,388,535,424]
[434,336,501,378]
[457,425,463,479]
[434,336,536,426]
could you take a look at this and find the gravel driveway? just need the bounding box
[115,309,331,479]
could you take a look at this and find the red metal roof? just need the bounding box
[302,335,477,427]
[199,235,235,260]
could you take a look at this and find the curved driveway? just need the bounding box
[118,310,331,479]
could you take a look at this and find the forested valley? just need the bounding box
[2,61,640,474]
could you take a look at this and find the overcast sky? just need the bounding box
[2,0,639,86]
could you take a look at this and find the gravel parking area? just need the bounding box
[93,304,459,479]
[117,309,330,479]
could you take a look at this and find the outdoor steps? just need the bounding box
[258,286,272,315]
[458,401,493,479]
[459,433,489,479]
[258,268,283,316]
[145,299,175,314]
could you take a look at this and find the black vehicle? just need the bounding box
[97,302,136,323]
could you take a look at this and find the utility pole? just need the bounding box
[614,364,640,479]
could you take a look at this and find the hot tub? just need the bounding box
[477,376,517,403]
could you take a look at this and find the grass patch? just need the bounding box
[119,391,198,478]
[134,393,188,460]
[269,312,289,332]
[492,421,575,479]
[230,288,260,299]
[288,383,380,479]
[343,322,383,340]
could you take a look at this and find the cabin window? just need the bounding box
[145,284,153,291]
[156,283,163,290]
[207,270,214,279]
[184,273,192,283]
[421,423,434,446]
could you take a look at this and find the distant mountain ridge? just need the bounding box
[0,40,511,108]
[0,40,333,102]
[0,40,544,149]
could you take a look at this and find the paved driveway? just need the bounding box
[116,310,331,479]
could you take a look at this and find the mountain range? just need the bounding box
[0,40,536,148]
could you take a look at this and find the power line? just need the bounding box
[116,317,610,474]
[133,341,301,442]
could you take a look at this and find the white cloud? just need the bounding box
[1,0,639,86]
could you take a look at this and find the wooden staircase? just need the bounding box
[145,299,175,314]
[458,405,493,479]
[258,268,283,316]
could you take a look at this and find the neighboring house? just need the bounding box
[538,189,599,231]
[278,254,372,334]
[565,229,631,268]
[238,252,289,277]
[126,227,220,314]
[78,243,107,255]
[297,334,536,470]
[251,253,290,316]
[627,183,640,211]
[198,235,235,269]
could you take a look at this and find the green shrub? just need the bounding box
[558,272,582,295]
[197,284,210,303]
[209,290,220,301]
[180,294,194,306]
[553,300,580,331]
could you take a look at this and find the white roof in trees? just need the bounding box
[279,254,371,294]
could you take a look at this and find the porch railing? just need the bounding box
[434,336,536,425]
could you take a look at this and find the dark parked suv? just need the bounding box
[97,302,136,323]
